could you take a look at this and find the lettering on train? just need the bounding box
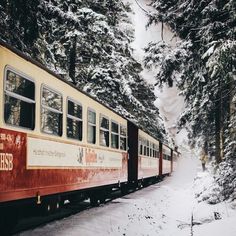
[0,153,13,171]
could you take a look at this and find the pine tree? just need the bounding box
[145,0,236,161]
[0,0,166,140]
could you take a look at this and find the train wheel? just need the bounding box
[40,196,61,216]
[55,201,60,211]
[121,185,128,195]
[90,195,99,207]
[99,193,107,204]
[40,200,52,216]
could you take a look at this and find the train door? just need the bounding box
[159,142,163,176]
[127,121,138,183]
[171,149,174,172]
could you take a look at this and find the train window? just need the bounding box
[41,86,62,136]
[147,140,150,157]
[100,115,109,147]
[4,70,35,129]
[139,137,143,155]
[150,142,153,157]
[144,139,147,156]
[153,143,156,157]
[163,154,170,161]
[87,109,96,144]
[120,125,127,150]
[67,99,82,141]
[111,121,119,149]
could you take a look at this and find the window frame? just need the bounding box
[139,137,143,155]
[99,114,110,147]
[143,139,147,156]
[111,120,119,149]
[40,84,63,136]
[120,124,127,151]
[3,66,36,130]
[87,108,96,144]
[150,142,153,157]
[147,140,150,157]
[66,97,83,141]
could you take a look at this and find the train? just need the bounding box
[0,40,179,232]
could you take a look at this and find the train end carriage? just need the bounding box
[161,144,172,176]
[127,121,161,188]
[0,41,129,224]
[138,129,160,184]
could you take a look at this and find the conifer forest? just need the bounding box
[1,0,236,233]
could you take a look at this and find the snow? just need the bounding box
[18,151,236,236]
[123,0,185,147]
[12,1,236,235]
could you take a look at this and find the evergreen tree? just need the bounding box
[0,0,166,140]
[145,0,236,161]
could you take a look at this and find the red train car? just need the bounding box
[0,41,129,230]
[127,122,173,187]
[0,40,176,232]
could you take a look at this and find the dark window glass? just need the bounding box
[100,116,109,147]
[68,100,82,118]
[112,122,119,133]
[100,116,109,130]
[5,71,35,100]
[67,118,82,140]
[41,86,62,136]
[147,141,150,156]
[67,99,83,140]
[4,70,35,129]
[111,121,119,149]
[150,148,153,157]
[87,110,96,144]
[120,126,127,150]
[139,138,142,155]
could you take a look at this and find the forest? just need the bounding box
[0,0,166,141]
[0,0,236,202]
[144,0,236,202]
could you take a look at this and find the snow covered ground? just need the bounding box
[18,150,236,236]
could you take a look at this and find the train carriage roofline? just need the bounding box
[0,39,128,124]
[0,39,168,146]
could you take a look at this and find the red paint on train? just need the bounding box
[0,128,128,203]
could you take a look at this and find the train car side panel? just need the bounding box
[0,128,128,203]
[0,44,128,204]
[138,129,159,179]
[162,145,171,175]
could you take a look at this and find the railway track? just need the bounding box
[12,188,129,235]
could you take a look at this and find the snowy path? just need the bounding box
[18,153,236,236]
[18,153,200,236]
